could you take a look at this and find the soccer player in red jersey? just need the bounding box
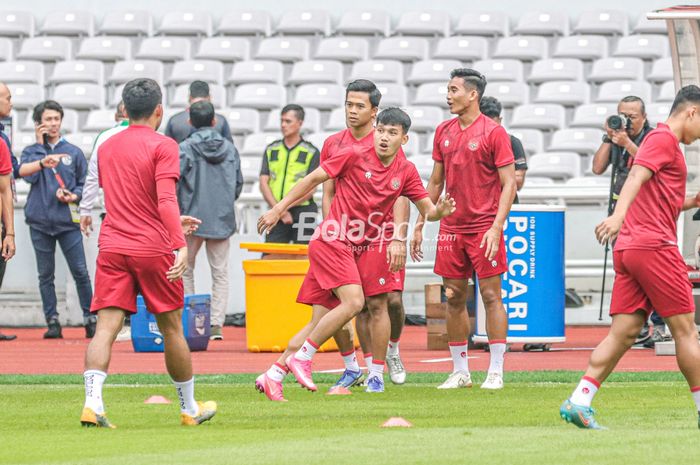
[321,80,410,389]
[255,108,455,400]
[411,68,516,391]
[561,85,700,430]
[80,79,216,428]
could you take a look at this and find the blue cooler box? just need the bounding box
[474,205,566,344]
[131,294,211,352]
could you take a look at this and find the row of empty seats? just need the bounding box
[0,34,670,63]
[4,78,676,112]
[0,57,674,87]
[0,10,665,38]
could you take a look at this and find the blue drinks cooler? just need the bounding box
[131,294,211,352]
[473,205,566,345]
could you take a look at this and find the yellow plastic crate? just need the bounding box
[241,243,357,353]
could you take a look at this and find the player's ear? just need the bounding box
[401,132,409,146]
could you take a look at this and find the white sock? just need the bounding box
[83,370,107,414]
[569,376,600,408]
[448,341,469,374]
[487,341,506,375]
[173,378,198,417]
[267,363,288,382]
[369,360,385,379]
[295,339,319,361]
[692,387,700,412]
[341,350,360,372]
[364,353,373,372]
[387,339,400,357]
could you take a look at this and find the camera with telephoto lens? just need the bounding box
[607,114,631,131]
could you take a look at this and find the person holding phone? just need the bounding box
[19,100,93,339]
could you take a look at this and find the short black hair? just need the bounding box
[281,104,305,122]
[450,68,487,100]
[189,80,210,99]
[376,107,411,134]
[345,79,381,108]
[670,85,700,115]
[479,96,502,119]
[122,78,162,121]
[619,95,646,115]
[32,100,63,124]
[189,101,215,129]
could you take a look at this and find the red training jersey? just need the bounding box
[432,113,514,234]
[97,125,185,256]
[320,144,428,246]
[0,138,12,175]
[614,123,687,251]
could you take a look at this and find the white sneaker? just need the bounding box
[480,372,504,390]
[437,371,472,389]
[387,354,406,385]
[115,326,131,342]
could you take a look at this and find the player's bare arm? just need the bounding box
[683,192,700,211]
[595,164,654,244]
[0,173,14,260]
[414,194,456,222]
[410,161,445,262]
[387,196,410,273]
[258,166,330,235]
[480,163,516,261]
[321,179,335,219]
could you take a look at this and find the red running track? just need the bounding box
[0,326,679,375]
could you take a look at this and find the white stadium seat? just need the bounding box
[0,11,35,37]
[336,10,391,36]
[596,80,652,103]
[0,38,12,62]
[195,37,250,62]
[588,58,644,82]
[240,133,279,158]
[549,128,604,154]
[613,34,669,60]
[18,37,71,61]
[514,11,569,36]
[8,84,44,109]
[633,16,667,34]
[231,84,286,110]
[349,60,404,84]
[528,58,584,83]
[84,110,119,132]
[158,11,212,36]
[376,83,408,107]
[108,60,163,85]
[485,82,529,107]
[395,10,451,36]
[0,61,44,84]
[223,108,260,136]
[553,36,608,60]
[99,10,154,36]
[136,37,191,61]
[324,108,347,132]
[63,132,100,157]
[454,11,509,36]
[406,60,461,85]
[288,60,343,85]
[53,83,104,110]
[432,36,488,62]
[657,81,676,103]
[510,104,566,131]
[277,10,331,36]
[216,10,272,36]
[294,84,344,110]
[473,59,524,82]
[566,176,611,187]
[77,37,131,61]
[573,10,628,35]
[645,103,671,125]
[374,37,429,62]
[314,37,369,62]
[228,60,284,85]
[648,57,673,83]
[168,60,224,85]
[48,61,103,85]
[412,82,448,107]
[40,10,95,36]
[535,81,590,106]
[527,152,582,180]
[255,37,309,62]
[507,129,544,155]
[570,103,618,128]
[240,156,263,182]
[492,36,548,61]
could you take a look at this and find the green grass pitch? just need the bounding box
[2,372,700,465]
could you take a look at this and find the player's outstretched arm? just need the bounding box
[414,194,456,222]
[682,192,700,211]
[595,164,653,244]
[258,167,330,235]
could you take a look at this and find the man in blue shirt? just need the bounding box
[20,100,93,339]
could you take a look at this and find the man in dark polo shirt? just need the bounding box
[164,81,233,144]
[480,96,528,202]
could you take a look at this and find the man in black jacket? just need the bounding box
[177,101,243,341]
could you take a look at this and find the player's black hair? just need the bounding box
[450,68,487,100]
[670,85,700,115]
[345,79,382,108]
[376,107,411,134]
[619,95,646,115]
[189,80,210,99]
[32,100,63,124]
[122,78,162,121]
[479,96,502,119]
[189,101,215,129]
[281,103,305,122]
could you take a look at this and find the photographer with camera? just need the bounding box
[592,96,665,347]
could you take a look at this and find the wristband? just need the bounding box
[38,159,45,168]
[5,233,14,237]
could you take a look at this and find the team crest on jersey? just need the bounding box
[390,177,401,190]
[365,171,372,179]
[468,139,479,151]
[61,155,73,166]
[379,278,386,286]
[444,139,450,148]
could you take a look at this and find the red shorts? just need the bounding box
[610,248,694,319]
[296,240,405,308]
[91,251,184,314]
[434,230,507,280]
[297,239,360,309]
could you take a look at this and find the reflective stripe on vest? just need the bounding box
[266,140,315,206]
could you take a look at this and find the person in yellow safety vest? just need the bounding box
[259,104,320,253]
